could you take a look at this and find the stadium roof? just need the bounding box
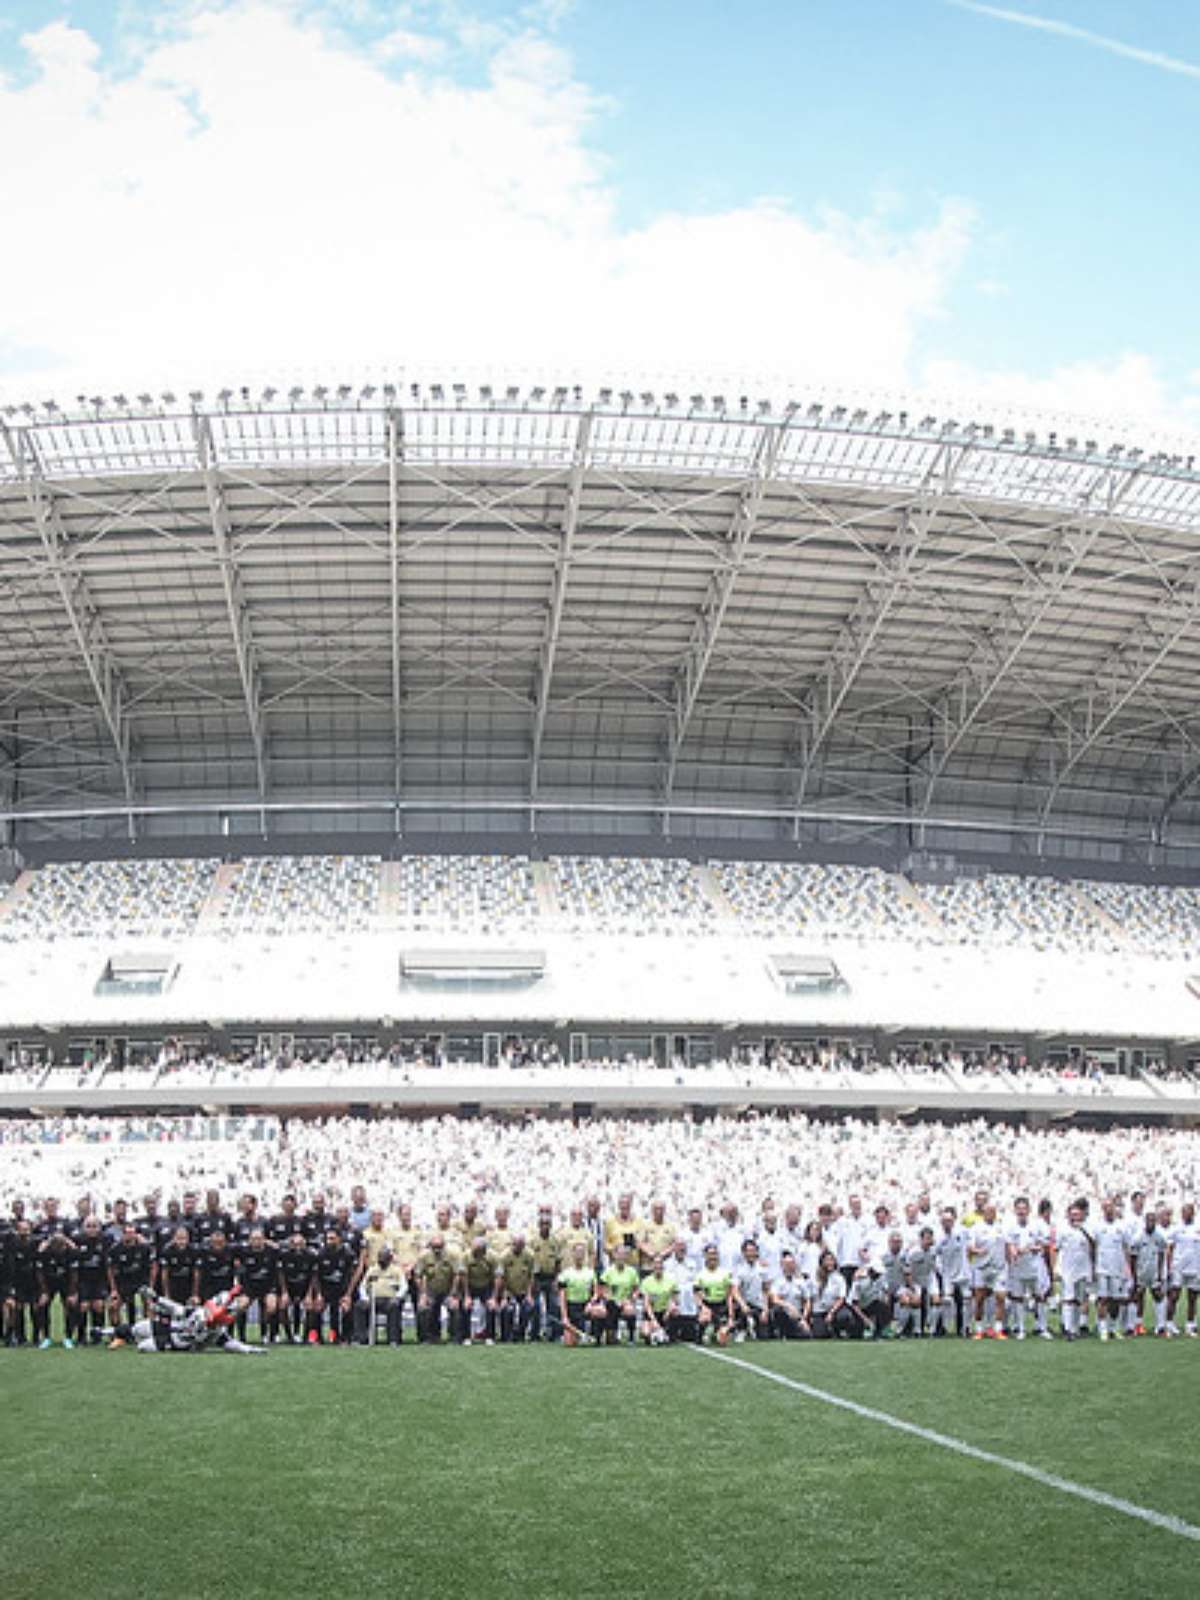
[3,384,1200,862]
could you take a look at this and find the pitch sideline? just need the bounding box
[689,1344,1200,1543]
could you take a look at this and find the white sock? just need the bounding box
[1155,1300,1167,1331]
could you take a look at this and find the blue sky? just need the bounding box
[0,0,1196,433]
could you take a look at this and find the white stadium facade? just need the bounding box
[2,384,1200,1122]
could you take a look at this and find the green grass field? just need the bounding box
[2,1340,1197,1598]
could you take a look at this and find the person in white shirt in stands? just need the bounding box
[1094,1197,1133,1341]
[934,1206,971,1337]
[679,1208,711,1277]
[1167,1200,1200,1338]
[1056,1201,1096,1341]
[967,1200,1009,1340]
[1005,1196,1051,1340]
[1129,1207,1168,1336]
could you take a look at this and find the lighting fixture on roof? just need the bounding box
[313,385,328,401]
[757,399,771,415]
[552,386,568,406]
[452,383,466,397]
[530,386,545,400]
[830,406,846,422]
[506,386,519,401]
[42,400,58,413]
[664,392,679,407]
[689,393,705,411]
[920,414,936,429]
[217,388,233,405]
[337,384,352,400]
[806,404,822,421]
[162,392,176,405]
[113,393,129,408]
[262,386,277,401]
[360,385,375,401]
[851,408,867,425]
[620,390,634,410]
[641,391,655,408]
[289,386,304,402]
[137,393,152,408]
[430,384,443,400]
[598,387,612,405]
[188,390,204,404]
[479,385,492,401]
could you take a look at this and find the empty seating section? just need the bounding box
[550,855,715,933]
[1,858,218,941]
[711,861,926,941]
[219,855,381,934]
[393,854,537,933]
[922,874,1115,952]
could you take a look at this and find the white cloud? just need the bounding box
[0,2,978,407]
[2,0,1190,450]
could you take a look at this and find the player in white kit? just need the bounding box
[1005,1196,1051,1340]
[1055,1202,1095,1341]
[1166,1200,1200,1337]
[1128,1209,1168,1336]
[967,1201,1008,1340]
[1094,1198,1132,1340]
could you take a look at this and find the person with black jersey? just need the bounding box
[278,1231,317,1342]
[302,1193,330,1244]
[5,1220,39,1345]
[74,1215,110,1344]
[193,1191,233,1247]
[233,1194,262,1246]
[104,1199,132,1246]
[267,1194,303,1244]
[108,1224,153,1325]
[156,1226,197,1304]
[195,1230,238,1300]
[35,1230,79,1348]
[312,1228,360,1344]
[235,1229,280,1343]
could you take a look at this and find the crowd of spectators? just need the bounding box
[4,1108,1198,1226]
[921,874,1115,953]
[711,861,929,942]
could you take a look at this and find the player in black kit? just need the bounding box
[235,1229,280,1344]
[195,1231,238,1300]
[278,1232,317,1342]
[74,1216,111,1343]
[157,1226,197,1304]
[35,1231,79,1348]
[4,1220,38,1345]
[108,1224,153,1326]
[312,1229,360,1344]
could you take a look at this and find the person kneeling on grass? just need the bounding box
[769,1251,813,1339]
[558,1241,599,1345]
[638,1255,676,1344]
[811,1251,856,1339]
[599,1245,640,1344]
[694,1244,733,1346]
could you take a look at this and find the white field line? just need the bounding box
[690,1345,1200,1543]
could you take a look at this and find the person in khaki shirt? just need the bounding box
[354,1248,407,1345]
[433,1205,464,1263]
[459,1200,485,1248]
[529,1209,563,1341]
[361,1209,397,1270]
[638,1200,675,1271]
[461,1237,501,1343]
[487,1204,514,1260]
[415,1235,461,1343]
[604,1193,646,1268]
[557,1207,593,1269]
[496,1232,537,1343]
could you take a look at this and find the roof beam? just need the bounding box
[662,421,783,799]
[530,411,593,801]
[2,423,136,810]
[193,415,269,806]
[917,517,1109,825]
[791,504,935,809]
[1036,583,1200,841]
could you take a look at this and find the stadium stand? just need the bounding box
[550,855,716,934]
[392,854,538,933]
[711,861,929,942]
[1,859,219,941]
[219,855,381,935]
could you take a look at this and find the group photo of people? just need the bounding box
[3,1176,1198,1352]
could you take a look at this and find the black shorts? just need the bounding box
[8,1280,35,1305]
[283,1280,312,1300]
[114,1280,142,1306]
[700,1301,729,1326]
[565,1301,590,1331]
[78,1277,108,1302]
[244,1285,275,1303]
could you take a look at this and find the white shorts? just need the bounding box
[1177,1270,1200,1293]
[1007,1272,1040,1299]
[1097,1273,1127,1300]
[971,1266,1002,1292]
[1061,1275,1092,1302]
[1135,1270,1162,1293]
